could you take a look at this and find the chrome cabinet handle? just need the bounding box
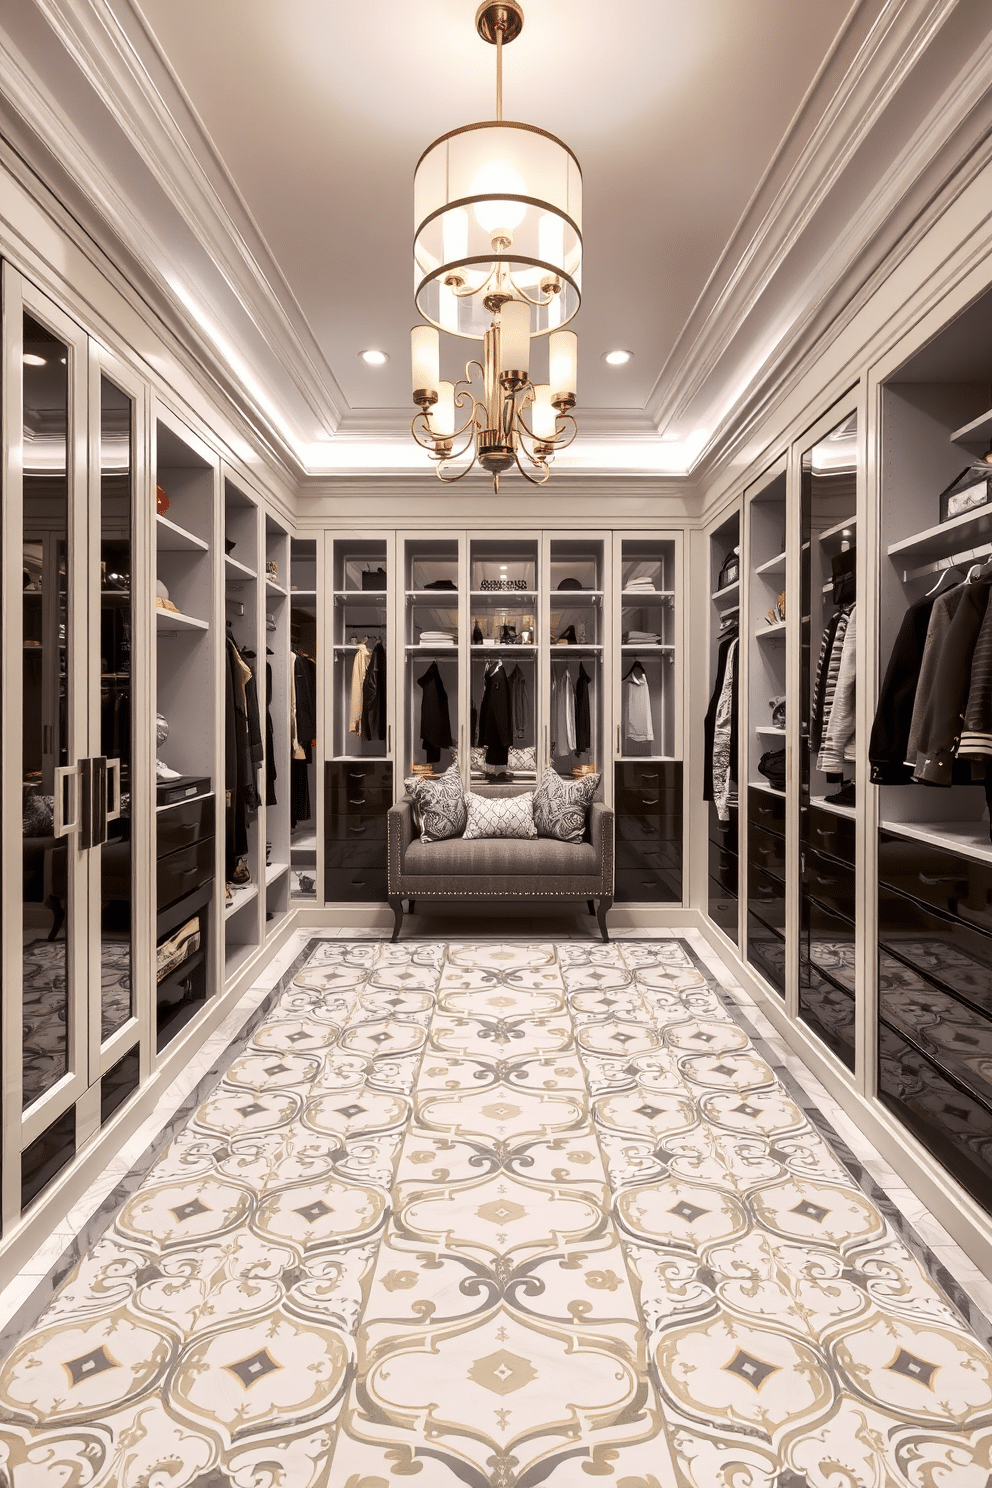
[53,765,79,838]
[106,758,122,822]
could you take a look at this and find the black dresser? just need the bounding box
[156,789,214,1050]
[746,784,786,996]
[613,761,682,902]
[708,800,738,940]
[324,760,393,901]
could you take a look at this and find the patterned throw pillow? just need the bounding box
[404,764,466,843]
[532,770,600,844]
[462,791,537,840]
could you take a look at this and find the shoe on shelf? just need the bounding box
[824,780,856,806]
[230,858,251,886]
[156,759,182,781]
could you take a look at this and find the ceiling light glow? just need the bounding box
[23,353,47,367]
[361,349,389,366]
[603,349,632,366]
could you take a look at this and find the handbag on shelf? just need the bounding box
[361,566,387,591]
[717,549,739,589]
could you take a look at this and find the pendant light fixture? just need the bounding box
[410,1,581,491]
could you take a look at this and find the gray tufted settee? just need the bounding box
[387,780,614,942]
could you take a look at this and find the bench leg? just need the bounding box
[389,896,404,943]
[596,896,612,944]
[587,900,596,916]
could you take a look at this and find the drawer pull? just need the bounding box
[641,795,659,806]
[918,873,966,886]
[348,825,369,835]
[349,796,366,805]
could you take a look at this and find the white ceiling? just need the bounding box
[5,1,986,485]
[130,0,848,422]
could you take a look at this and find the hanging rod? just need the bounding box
[903,540,992,582]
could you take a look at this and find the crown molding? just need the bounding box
[33,0,349,438]
[647,0,989,459]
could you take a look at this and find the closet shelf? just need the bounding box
[710,580,739,601]
[887,504,992,567]
[407,589,459,599]
[472,643,538,652]
[818,515,856,548]
[156,608,209,635]
[156,514,208,553]
[755,725,786,736]
[749,779,785,798]
[879,817,992,864]
[470,589,537,599]
[621,643,674,651]
[265,578,287,596]
[623,587,675,600]
[225,554,256,580]
[754,623,787,640]
[811,794,856,820]
[950,407,992,448]
[225,883,258,919]
[335,588,386,601]
[754,551,787,577]
[290,588,317,598]
[549,644,601,652]
[265,861,289,886]
[407,643,458,652]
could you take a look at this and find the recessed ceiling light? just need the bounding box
[360,349,389,366]
[23,353,47,367]
[603,349,632,366]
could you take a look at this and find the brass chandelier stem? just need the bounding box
[496,28,502,120]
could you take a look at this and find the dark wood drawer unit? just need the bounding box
[708,840,738,893]
[613,761,682,902]
[708,801,738,944]
[748,864,786,932]
[878,830,992,932]
[748,784,785,836]
[807,805,855,866]
[325,867,388,902]
[750,822,786,879]
[799,958,856,1070]
[157,836,215,913]
[156,879,211,1052]
[803,848,856,925]
[325,760,393,901]
[156,794,215,856]
[708,880,738,935]
[746,912,786,997]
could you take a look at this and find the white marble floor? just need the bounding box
[1,924,991,1487]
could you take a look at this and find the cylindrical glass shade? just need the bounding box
[411,325,439,401]
[414,121,582,340]
[549,329,578,404]
[499,300,530,378]
[531,384,555,441]
[430,380,455,438]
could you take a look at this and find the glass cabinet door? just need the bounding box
[798,411,858,1070]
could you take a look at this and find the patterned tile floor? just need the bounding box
[1,934,992,1487]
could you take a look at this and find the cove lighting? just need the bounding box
[603,349,632,366]
[361,349,389,366]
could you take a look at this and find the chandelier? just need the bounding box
[410,1,581,492]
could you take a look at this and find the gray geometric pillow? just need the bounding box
[404,763,466,843]
[462,790,537,840]
[533,770,600,843]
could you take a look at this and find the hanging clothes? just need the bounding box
[553,665,576,755]
[225,634,257,876]
[958,592,992,758]
[818,606,858,774]
[478,659,512,767]
[703,627,737,801]
[911,578,989,784]
[905,585,965,771]
[623,664,654,745]
[361,640,387,741]
[811,608,843,755]
[507,663,528,741]
[869,595,935,784]
[713,638,739,823]
[574,664,592,755]
[417,661,452,763]
[350,642,371,737]
[813,607,851,772]
[290,651,316,829]
[265,658,277,806]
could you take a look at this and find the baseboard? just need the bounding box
[695,913,992,1281]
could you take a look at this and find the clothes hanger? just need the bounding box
[623,658,645,680]
[925,565,963,597]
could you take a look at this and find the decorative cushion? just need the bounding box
[23,786,55,837]
[532,769,600,844]
[404,763,466,843]
[462,790,537,840]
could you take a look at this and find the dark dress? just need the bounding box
[418,661,452,763]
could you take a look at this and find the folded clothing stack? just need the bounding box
[623,629,662,645]
[418,630,455,645]
[625,575,656,592]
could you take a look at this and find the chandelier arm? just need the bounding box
[512,443,551,485]
[451,263,499,299]
[412,411,440,451]
[504,273,558,309]
[435,447,482,483]
[550,412,579,451]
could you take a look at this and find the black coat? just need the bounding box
[478,661,512,766]
[418,661,452,763]
[361,641,387,741]
[869,596,934,784]
[703,628,738,802]
[575,664,591,755]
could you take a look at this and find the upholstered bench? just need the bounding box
[387,781,614,942]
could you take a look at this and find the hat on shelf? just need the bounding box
[557,577,584,590]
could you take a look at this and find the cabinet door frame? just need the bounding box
[2,269,92,1227]
[85,342,152,1097]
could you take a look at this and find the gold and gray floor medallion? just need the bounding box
[1,937,991,1486]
